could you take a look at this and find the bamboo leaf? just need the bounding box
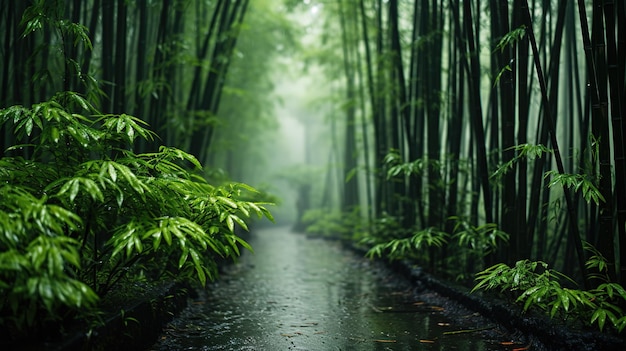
[230,214,248,231]
[226,215,234,232]
[178,247,189,268]
[218,196,238,209]
[493,25,526,53]
[230,235,253,253]
[108,163,117,182]
[493,64,512,87]
[591,309,608,331]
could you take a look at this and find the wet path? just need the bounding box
[148,226,523,350]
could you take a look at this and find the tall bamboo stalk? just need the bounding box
[524,0,588,287]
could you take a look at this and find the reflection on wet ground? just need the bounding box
[148,226,526,350]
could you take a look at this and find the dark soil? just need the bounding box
[9,282,192,351]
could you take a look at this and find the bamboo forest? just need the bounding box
[1,0,625,350]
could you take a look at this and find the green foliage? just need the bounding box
[492,26,525,86]
[545,170,605,205]
[302,207,364,241]
[491,143,605,205]
[450,216,509,257]
[493,64,512,87]
[473,246,626,333]
[17,1,103,105]
[0,93,273,340]
[361,215,508,278]
[585,242,613,280]
[365,227,448,261]
[384,148,436,179]
[494,25,526,53]
[357,213,406,249]
[21,1,92,49]
[491,143,553,181]
[473,260,597,321]
[584,243,626,332]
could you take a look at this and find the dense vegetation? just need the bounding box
[0,0,280,345]
[1,0,625,344]
[0,94,273,341]
[295,0,626,335]
[1,0,292,176]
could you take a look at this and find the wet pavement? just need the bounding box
[148,226,527,350]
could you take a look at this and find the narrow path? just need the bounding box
[148,226,524,350]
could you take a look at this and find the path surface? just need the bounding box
[148,226,524,350]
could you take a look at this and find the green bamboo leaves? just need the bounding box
[96,113,156,144]
[110,217,217,286]
[55,177,104,203]
[364,216,508,271]
[494,25,526,54]
[365,227,448,261]
[20,0,93,50]
[450,217,509,257]
[473,260,596,319]
[491,143,605,205]
[0,187,97,331]
[473,251,626,332]
[491,144,552,181]
[545,171,605,205]
[0,93,273,338]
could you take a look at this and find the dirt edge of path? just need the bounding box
[19,282,192,351]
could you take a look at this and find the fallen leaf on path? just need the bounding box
[370,304,393,312]
[290,322,319,327]
[442,326,495,335]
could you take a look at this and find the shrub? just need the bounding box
[472,247,626,333]
[0,92,273,341]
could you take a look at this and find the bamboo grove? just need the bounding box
[0,0,625,340]
[301,0,626,289]
[0,0,293,342]
[0,0,294,181]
